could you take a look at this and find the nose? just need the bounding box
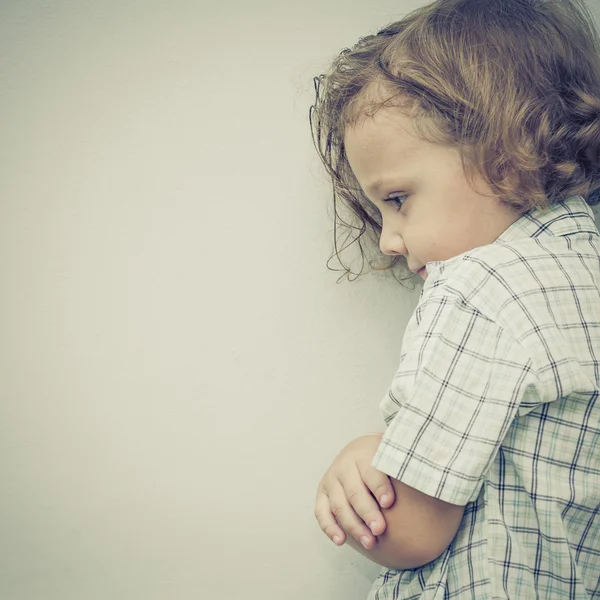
[379,226,407,256]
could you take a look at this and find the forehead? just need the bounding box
[343,109,424,190]
[344,108,419,151]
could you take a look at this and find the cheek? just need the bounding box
[425,221,465,260]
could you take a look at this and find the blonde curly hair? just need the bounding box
[309,0,600,284]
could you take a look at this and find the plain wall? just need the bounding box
[2,1,599,599]
[1,1,422,599]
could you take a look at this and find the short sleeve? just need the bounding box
[372,293,537,506]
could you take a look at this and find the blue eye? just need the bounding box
[385,194,408,210]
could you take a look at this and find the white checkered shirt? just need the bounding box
[370,195,600,599]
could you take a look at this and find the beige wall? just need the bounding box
[0,1,421,599]
[2,1,599,599]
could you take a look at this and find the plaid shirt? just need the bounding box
[370,195,600,599]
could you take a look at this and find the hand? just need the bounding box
[314,434,396,550]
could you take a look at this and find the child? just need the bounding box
[309,0,600,598]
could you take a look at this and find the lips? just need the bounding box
[409,266,427,279]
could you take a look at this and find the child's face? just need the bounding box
[344,108,521,280]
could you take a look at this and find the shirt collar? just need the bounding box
[496,194,598,244]
[425,195,598,275]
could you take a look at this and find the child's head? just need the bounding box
[343,107,524,281]
[310,0,600,284]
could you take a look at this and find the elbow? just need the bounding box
[373,531,450,570]
[341,476,465,571]
[345,525,453,570]
[374,478,465,570]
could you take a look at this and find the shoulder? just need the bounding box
[422,240,551,331]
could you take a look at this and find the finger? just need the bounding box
[314,489,346,546]
[339,471,388,537]
[328,479,377,549]
[361,465,395,511]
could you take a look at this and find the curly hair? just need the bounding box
[309,0,600,284]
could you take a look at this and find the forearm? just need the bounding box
[342,476,457,569]
[344,530,431,570]
[341,440,465,570]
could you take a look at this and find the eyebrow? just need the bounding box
[366,174,416,196]
[366,179,385,195]
[366,178,405,196]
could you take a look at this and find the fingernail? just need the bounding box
[369,521,377,534]
[361,536,370,549]
[333,535,341,545]
[380,494,390,505]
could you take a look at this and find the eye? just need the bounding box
[384,193,408,210]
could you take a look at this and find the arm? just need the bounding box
[344,474,465,569]
[315,434,465,570]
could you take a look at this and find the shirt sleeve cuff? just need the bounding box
[372,435,484,506]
